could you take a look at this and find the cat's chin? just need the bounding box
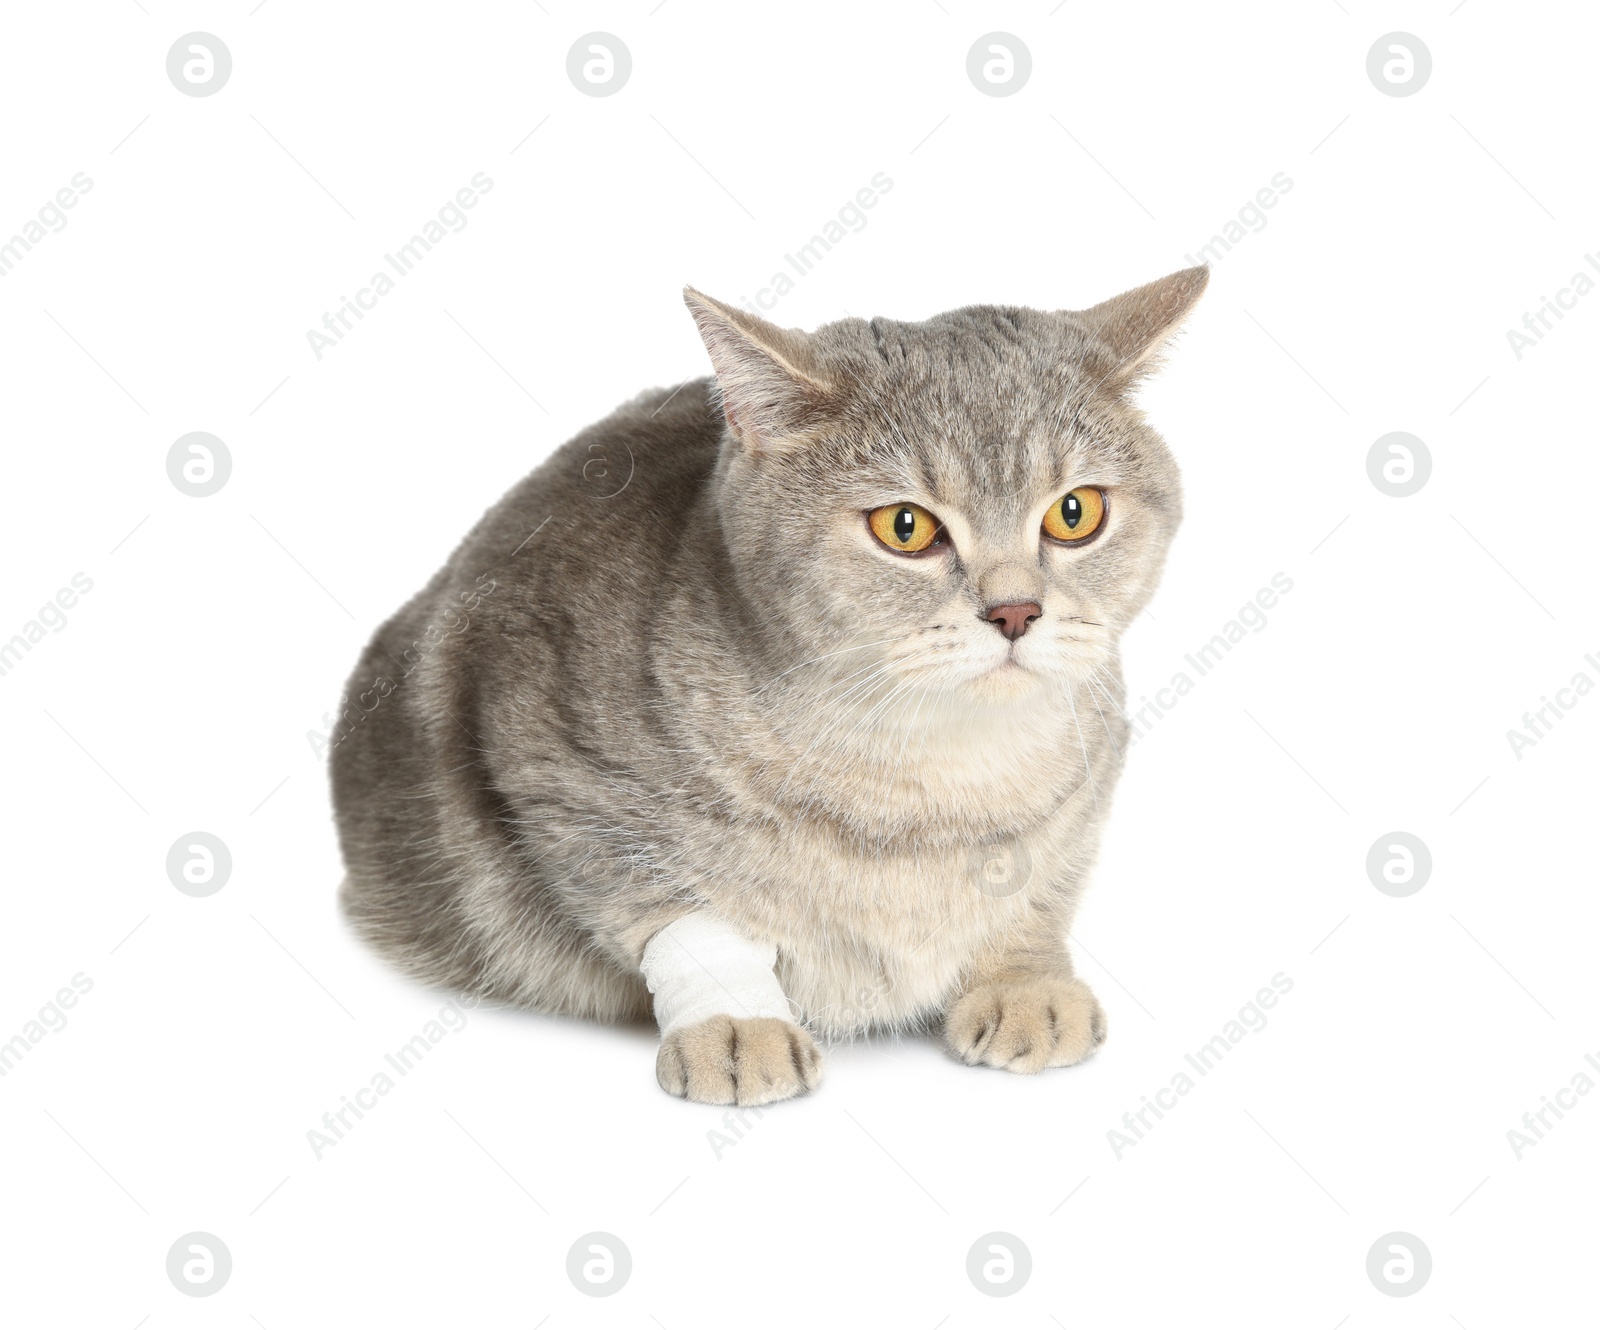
[965,658,1041,697]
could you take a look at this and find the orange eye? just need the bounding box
[1042,487,1106,543]
[868,503,942,554]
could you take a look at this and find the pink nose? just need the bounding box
[984,602,1042,642]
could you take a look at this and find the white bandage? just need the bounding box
[639,912,794,1035]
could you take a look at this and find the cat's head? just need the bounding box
[685,269,1206,709]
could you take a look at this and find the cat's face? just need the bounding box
[689,270,1205,713]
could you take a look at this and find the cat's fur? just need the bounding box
[332,267,1207,1103]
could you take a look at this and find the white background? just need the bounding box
[2,1,1596,1325]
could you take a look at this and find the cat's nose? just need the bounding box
[983,602,1042,642]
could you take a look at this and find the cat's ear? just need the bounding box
[1073,265,1209,390]
[683,287,834,450]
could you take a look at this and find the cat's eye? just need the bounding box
[867,503,943,554]
[1042,487,1107,544]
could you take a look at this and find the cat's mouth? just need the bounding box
[973,652,1036,687]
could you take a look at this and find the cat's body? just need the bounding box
[333,270,1206,1103]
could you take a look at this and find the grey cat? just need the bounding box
[331,267,1207,1105]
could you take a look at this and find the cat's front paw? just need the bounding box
[945,975,1106,1073]
[655,1014,823,1106]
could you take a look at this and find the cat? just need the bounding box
[332,266,1207,1105]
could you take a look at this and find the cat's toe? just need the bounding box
[945,976,1105,1073]
[655,1014,823,1105]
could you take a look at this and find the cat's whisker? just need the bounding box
[753,663,904,797]
[851,676,921,737]
[1064,686,1102,818]
[803,660,903,724]
[768,664,911,804]
[1082,675,1124,759]
[752,635,904,696]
